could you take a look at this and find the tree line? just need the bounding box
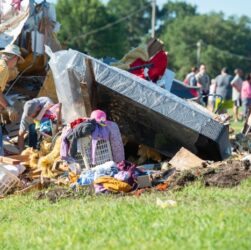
[56,0,251,80]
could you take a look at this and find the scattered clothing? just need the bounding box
[67,119,96,158]
[117,160,144,186]
[70,118,87,129]
[94,176,132,193]
[114,171,130,182]
[78,171,95,185]
[77,161,118,185]
[93,161,118,179]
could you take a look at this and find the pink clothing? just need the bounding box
[241,81,251,99]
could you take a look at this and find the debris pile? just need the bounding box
[0,0,250,202]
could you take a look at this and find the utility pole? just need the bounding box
[151,0,156,38]
[196,40,202,66]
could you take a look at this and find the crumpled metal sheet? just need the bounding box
[47,48,231,161]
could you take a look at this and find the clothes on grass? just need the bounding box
[93,161,118,179]
[114,171,130,182]
[77,161,118,185]
[94,176,132,193]
[117,160,144,186]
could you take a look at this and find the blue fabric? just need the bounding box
[40,119,52,135]
[78,171,95,185]
[77,161,118,186]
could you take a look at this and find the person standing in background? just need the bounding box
[196,64,210,105]
[231,69,243,121]
[241,73,251,119]
[184,66,198,86]
[215,67,233,114]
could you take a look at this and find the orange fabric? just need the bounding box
[94,176,132,192]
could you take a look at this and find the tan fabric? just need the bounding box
[0,59,9,91]
[111,46,149,70]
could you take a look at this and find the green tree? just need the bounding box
[157,0,197,34]
[161,13,251,80]
[107,0,152,51]
[56,0,127,58]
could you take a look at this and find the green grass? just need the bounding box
[1,179,251,250]
[231,119,243,134]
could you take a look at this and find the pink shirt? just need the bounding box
[241,81,251,99]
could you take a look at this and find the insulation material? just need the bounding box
[21,147,40,168]
[47,49,231,161]
[111,46,149,70]
[38,136,61,178]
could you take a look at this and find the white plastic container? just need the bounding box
[0,166,20,196]
[78,136,113,169]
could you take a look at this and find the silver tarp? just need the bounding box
[47,48,231,161]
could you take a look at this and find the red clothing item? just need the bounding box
[129,50,168,82]
[70,118,87,129]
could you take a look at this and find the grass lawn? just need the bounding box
[1,179,251,250]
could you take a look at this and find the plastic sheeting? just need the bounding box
[47,48,231,161]
[46,47,88,121]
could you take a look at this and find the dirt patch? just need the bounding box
[203,160,251,188]
[35,186,92,203]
